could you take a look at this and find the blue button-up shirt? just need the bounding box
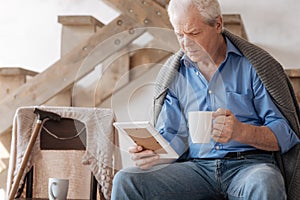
[155,37,299,159]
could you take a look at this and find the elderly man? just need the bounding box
[111,0,300,199]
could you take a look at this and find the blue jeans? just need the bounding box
[111,154,286,200]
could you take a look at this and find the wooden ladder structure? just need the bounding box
[0,0,249,136]
[0,1,250,195]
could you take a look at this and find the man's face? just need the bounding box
[170,5,222,63]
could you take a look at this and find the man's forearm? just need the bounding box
[237,123,280,151]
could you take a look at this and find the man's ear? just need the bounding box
[215,16,223,33]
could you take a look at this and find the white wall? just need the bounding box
[0,0,118,72]
[0,0,299,73]
[219,0,300,68]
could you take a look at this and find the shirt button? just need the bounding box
[215,145,220,150]
[208,90,212,94]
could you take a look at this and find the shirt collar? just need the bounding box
[180,36,243,67]
[225,36,242,57]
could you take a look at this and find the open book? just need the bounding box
[113,121,179,160]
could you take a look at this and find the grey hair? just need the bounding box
[167,0,222,26]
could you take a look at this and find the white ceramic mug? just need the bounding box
[188,111,213,143]
[48,178,69,200]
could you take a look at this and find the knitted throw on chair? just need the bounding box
[7,106,120,200]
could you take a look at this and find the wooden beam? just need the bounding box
[130,48,171,69]
[285,69,300,105]
[153,0,170,8]
[223,14,248,40]
[285,69,300,77]
[95,50,131,106]
[0,67,37,77]
[97,49,171,106]
[0,15,145,135]
[58,15,105,27]
[102,0,172,28]
[59,15,104,57]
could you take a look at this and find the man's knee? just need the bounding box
[246,164,286,199]
[111,169,147,200]
[113,170,136,188]
[112,168,146,190]
[246,164,285,190]
[228,163,286,199]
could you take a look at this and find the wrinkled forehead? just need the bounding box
[170,6,205,32]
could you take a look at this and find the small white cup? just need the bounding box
[188,111,213,143]
[48,178,69,200]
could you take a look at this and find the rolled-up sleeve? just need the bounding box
[252,69,300,154]
[266,119,299,153]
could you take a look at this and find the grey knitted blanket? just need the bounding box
[152,29,300,200]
